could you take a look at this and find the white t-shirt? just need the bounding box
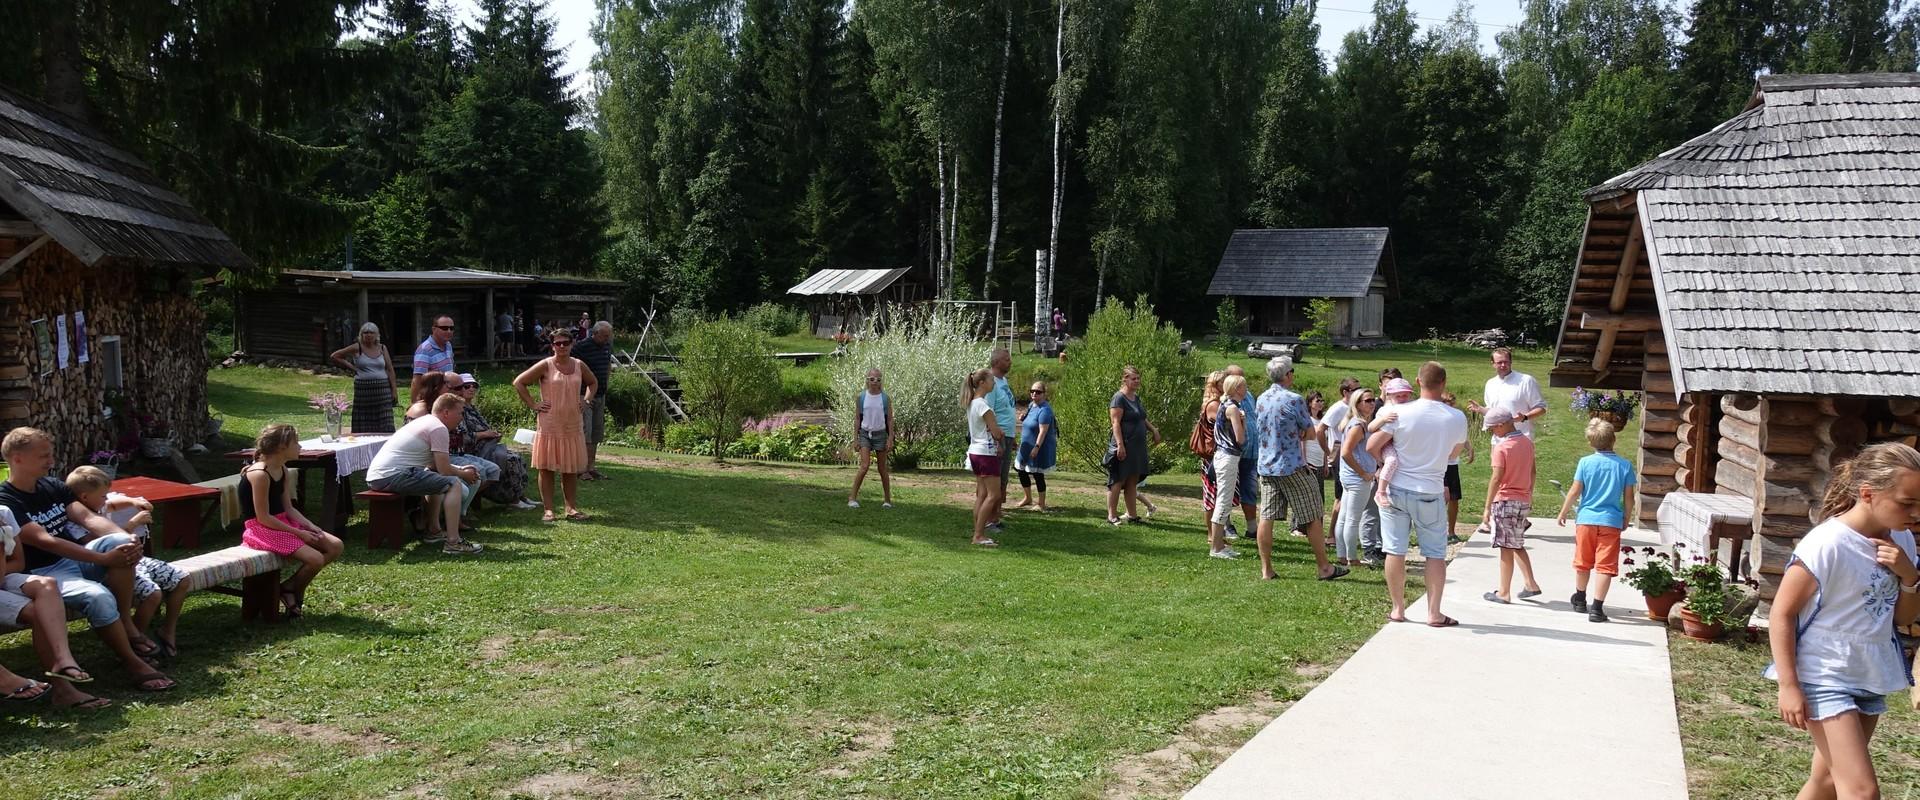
[368,415,450,481]
[966,397,999,456]
[0,506,16,557]
[105,492,149,539]
[1379,398,1468,495]
[1764,519,1918,695]
[1321,400,1351,449]
[860,391,887,432]
[1484,371,1546,439]
[1448,420,1470,466]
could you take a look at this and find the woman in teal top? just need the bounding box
[1014,381,1058,511]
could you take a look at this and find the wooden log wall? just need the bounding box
[237,289,355,362]
[1733,395,1874,607]
[1636,330,1679,525]
[1553,203,1658,390]
[0,239,209,469]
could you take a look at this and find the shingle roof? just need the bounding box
[1206,228,1390,298]
[787,268,911,296]
[0,83,252,270]
[1585,73,1920,397]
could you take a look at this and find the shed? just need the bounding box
[233,269,621,366]
[0,82,249,467]
[786,267,924,337]
[1547,72,1920,610]
[1205,228,1396,346]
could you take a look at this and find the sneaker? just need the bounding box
[1570,590,1588,614]
[882,502,893,509]
[441,540,484,555]
[848,500,861,509]
[421,532,447,545]
[986,522,1004,534]
[1588,601,1609,623]
[1209,549,1239,560]
[511,499,541,510]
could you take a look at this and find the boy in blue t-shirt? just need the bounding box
[1554,417,1639,623]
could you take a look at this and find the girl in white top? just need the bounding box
[962,369,1004,548]
[1767,442,1920,800]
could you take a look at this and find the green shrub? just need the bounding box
[1055,296,1196,473]
[827,305,991,446]
[742,302,807,338]
[663,422,711,454]
[779,368,832,410]
[474,383,535,434]
[605,370,667,431]
[1212,298,1245,357]
[679,317,781,459]
[891,431,967,470]
[1302,297,1336,364]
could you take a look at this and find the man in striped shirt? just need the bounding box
[411,315,457,403]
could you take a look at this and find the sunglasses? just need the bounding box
[1030,389,1046,394]
[552,340,573,346]
[434,325,454,331]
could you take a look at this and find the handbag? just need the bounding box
[1189,401,1216,459]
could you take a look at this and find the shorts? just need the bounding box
[998,437,1013,486]
[1489,500,1532,549]
[1574,524,1623,575]
[29,532,136,628]
[581,394,608,445]
[1379,487,1447,559]
[1258,469,1323,527]
[969,454,1001,477]
[0,573,36,626]
[1801,683,1889,720]
[496,331,514,342]
[133,556,187,600]
[1444,464,1463,500]
[857,430,889,452]
[370,466,460,497]
[1237,456,1258,506]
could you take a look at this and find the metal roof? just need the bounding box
[280,268,539,287]
[0,82,253,269]
[1206,228,1391,298]
[787,267,911,296]
[1580,72,1920,397]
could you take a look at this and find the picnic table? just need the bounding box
[1656,490,1754,579]
[225,434,390,535]
[109,475,221,550]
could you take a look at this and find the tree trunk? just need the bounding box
[982,6,1010,298]
[935,137,948,299]
[1041,0,1068,340]
[1095,241,1108,311]
[948,153,960,298]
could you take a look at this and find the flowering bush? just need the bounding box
[1620,544,1683,597]
[1570,387,1642,421]
[1678,555,1757,630]
[828,305,992,446]
[308,392,352,416]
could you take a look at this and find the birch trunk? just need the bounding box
[983,6,1011,298]
[1040,0,1068,340]
[947,154,960,299]
[935,137,949,299]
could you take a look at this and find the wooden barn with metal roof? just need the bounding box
[0,82,252,466]
[1548,73,1920,610]
[1205,227,1396,346]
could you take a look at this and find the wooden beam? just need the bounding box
[1580,311,1661,332]
[0,220,42,239]
[0,234,51,278]
[1607,218,1645,313]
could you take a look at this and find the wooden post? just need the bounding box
[484,288,496,362]
[356,287,369,328]
[1591,217,1644,373]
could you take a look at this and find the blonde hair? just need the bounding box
[256,423,300,457]
[961,368,993,409]
[1819,442,1920,521]
[1221,375,1247,399]
[1584,417,1617,451]
[1203,370,1226,406]
[65,465,112,495]
[432,393,467,414]
[1,427,52,459]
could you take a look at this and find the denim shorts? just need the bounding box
[1802,683,1888,720]
[29,532,136,628]
[1380,487,1448,559]
[857,430,888,452]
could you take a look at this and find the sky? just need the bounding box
[447,0,1531,100]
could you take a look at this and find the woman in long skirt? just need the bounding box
[330,323,398,434]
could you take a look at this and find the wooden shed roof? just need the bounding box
[279,268,539,287]
[0,83,253,270]
[1206,228,1392,298]
[1559,73,1920,397]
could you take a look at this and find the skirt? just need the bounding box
[242,512,309,556]
[352,378,396,434]
[532,412,588,474]
[474,442,530,504]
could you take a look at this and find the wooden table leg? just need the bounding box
[321,474,345,534]
[160,500,202,550]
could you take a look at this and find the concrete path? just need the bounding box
[1185,520,1689,800]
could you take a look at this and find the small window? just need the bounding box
[97,336,123,389]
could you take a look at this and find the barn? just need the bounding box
[1206,227,1396,347]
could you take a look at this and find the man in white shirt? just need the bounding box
[368,394,484,554]
[1368,361,1468,627]
[1469,347,1546,439]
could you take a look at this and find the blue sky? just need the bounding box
[444,0,1530,98]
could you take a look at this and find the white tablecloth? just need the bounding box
[1656,490,1753,555]
[299,435,391,478]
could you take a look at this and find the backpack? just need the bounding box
[854,391,890,432]
[1189,400,1217,458]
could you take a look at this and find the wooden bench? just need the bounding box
[0,545,289,633]
[357,489,417,549]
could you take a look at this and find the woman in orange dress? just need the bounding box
[512,327,597,522]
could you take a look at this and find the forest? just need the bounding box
[4,0,1917,337]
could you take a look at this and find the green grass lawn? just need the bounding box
[1670,633,1920,798]
[2,368,1401,799]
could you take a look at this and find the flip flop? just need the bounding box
[1386,614,1408,623]
[46,665,93,684]
[153,638,179,659]
[973,538,999,548]
[1428,616,1461,628]
[132,672,176,692]
[1483,591,1510,604]
[1518,588,1543,599]
[59,696,113,711]
[565,510,590,522]
[4,680,49,702]
[1318,566,1351,581]
[128,637,161,658]
[542,512,557,523]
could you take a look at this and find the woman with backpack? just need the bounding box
[848,368,895,509]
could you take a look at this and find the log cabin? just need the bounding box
[1548,73,1920,611]
[0,83,251,468]
[1206,227,1396,347]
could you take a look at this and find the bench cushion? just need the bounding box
[173,546,285,593]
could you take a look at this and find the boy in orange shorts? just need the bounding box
[1555,417,1638,623]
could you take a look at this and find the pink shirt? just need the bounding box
[1491,433,1535,502]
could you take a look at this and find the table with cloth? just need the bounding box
[225,435,389,535]
[1656,490,1755,579]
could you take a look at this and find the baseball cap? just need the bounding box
[1482,407,1516,430]
[1382,377,1414,396]
[458,372,478,387]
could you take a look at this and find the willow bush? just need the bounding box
[1055,296,1196,472]
[827,305,992,447]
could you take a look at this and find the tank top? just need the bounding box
[353,347,387,381]
[1213,400,1243,456]
[238,464,287,519]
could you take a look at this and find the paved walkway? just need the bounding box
[1185,520,1689,800]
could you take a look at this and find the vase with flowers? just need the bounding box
[88,449,124,480]
[309,392,351,438]
[1570,387,1644,432]
[1621,544,1687,621]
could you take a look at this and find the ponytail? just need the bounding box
[1817,441,1920,522]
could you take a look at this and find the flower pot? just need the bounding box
[1677,606,1724,641]
[89,463,117,480]
[325,410,343,438]
[1644,586,1687,621]
[1600,410,1629,432]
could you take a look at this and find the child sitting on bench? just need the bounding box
[65,466,192,657]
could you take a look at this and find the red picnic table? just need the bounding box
[109,475,221,550]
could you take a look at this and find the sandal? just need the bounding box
[541,512,557,523]
[46,664,93,684]
[4,680,49,702]
[973,538,998,548]
[1108,517,1124,526]
[280,588,303,618]
[1427,616,1461,628]
[59,695,113,711]
[132,671,176,692]
[153,638,179,659]
[1318,566,1351,581]
[128,637,161,659]
[565,510,590,522]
